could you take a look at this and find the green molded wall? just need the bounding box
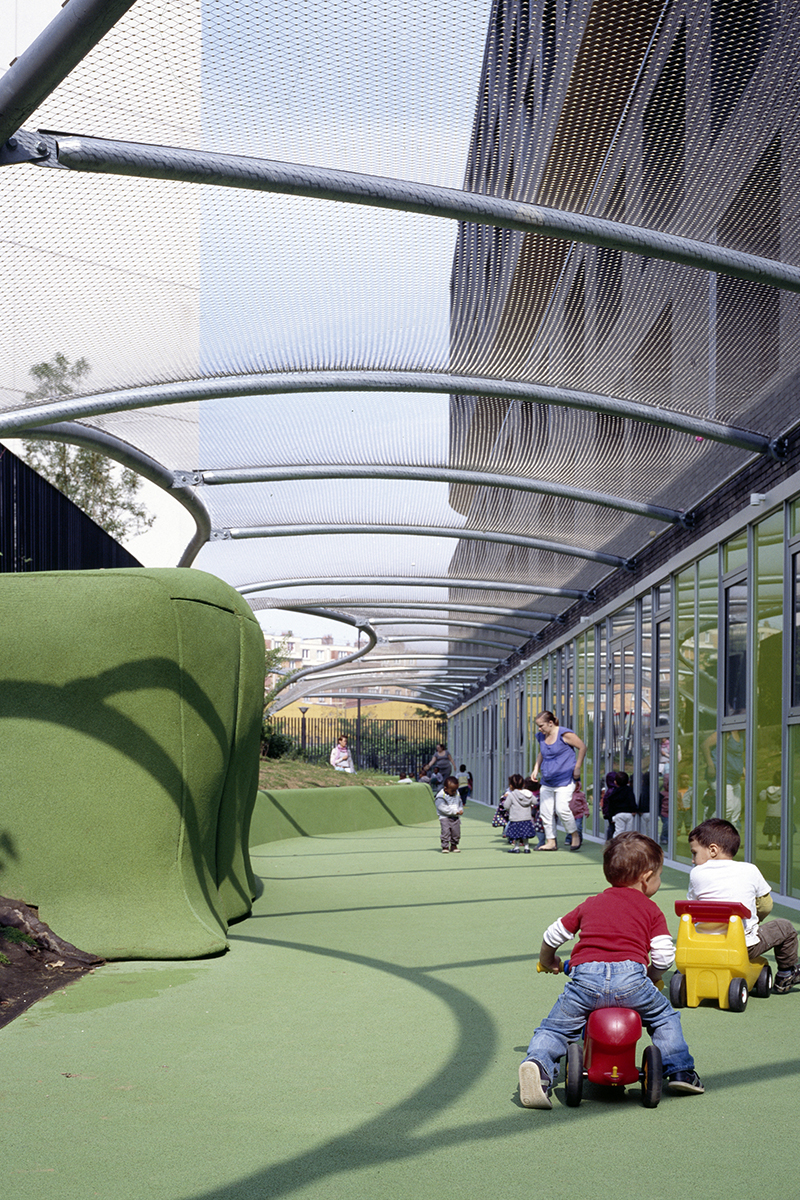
[249,783,435,845]
[0,568,265,960]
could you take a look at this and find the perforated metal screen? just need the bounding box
[1,0,798,708]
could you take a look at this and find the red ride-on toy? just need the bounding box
[540,961,662,1107]
[564,1006,662,1108]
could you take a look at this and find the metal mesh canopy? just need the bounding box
[2,0,799,707]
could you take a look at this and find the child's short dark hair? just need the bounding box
[445,775,459,786]
[508,773,525,789]
[688,818,740,856]
[603,832,663,886]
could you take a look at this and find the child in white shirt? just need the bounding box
[688,818,800,993]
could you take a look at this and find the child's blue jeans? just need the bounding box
[522,960,695,1083]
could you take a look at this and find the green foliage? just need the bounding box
[19,353,154,540]
[263,638,290,715]
[0,926,37,948]
[261,728,299,759]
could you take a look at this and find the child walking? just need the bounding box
[435,775,464,853]
[502,774,536,853]
[519,832,703,1108]
[688,817,800,993]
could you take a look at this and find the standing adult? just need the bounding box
[425,743,455,781]
[330,734,355,773]
[531,710,586,851]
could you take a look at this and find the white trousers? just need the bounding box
[539,781,577,839]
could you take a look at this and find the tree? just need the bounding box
[19,353,154,540]
[263,638,290,717]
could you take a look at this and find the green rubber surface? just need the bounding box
[4,806,799,1200]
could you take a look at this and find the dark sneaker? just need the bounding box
[666,1070,704,1095]
[519,1060,552,1109]
[773,966,800,993]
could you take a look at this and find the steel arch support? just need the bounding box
[36,133,800,294]
[237,576,588,601]
[0,370,776,457]
[215,522,630,569]
[198,463,682,524]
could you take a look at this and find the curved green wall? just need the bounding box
[249,783,435,845]
[0,568,264,960]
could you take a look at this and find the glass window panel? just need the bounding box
[725,580,748,717]
[598,622,607,772]
[724,530,748,574]
[698,553,720,819]
[753,510,783,886]
[656,617,671,726]
[790,725,800,900]
[792,499,800,541]
[610,603,636,640]
[721,728,746,842]
[675,566,696,862]
[584,627,595,830]
[639,611,653,838]
[793,551,800,708]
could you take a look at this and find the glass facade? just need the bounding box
[452,494,800,908]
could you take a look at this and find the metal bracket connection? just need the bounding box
[769,435,790,461]
[679,509,698,530]
[0,128,61,167]
[210,528,232,541]
[173,470,203,487]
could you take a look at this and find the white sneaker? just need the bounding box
[519,1060,552,1109]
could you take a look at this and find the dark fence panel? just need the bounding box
[268,715,449,775]
[0,445,142,571]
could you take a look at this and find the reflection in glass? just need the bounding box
[656,618,670,725]
[675,566,695,862]
[640,606,653,838]
[790,725,800,900]
[793,551,800,708]
[725,580,748,716]
[697,553,719,818]
[753,510,783,886]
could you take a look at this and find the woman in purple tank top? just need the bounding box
[531,710,586,851]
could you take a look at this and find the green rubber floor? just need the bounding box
[5,805,800,1200]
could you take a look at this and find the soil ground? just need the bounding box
[0,899,103,1030]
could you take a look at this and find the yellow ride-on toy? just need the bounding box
[670,900,772,1012]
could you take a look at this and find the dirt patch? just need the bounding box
[0,898,103,1030]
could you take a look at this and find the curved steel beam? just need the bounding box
[20,421,211,567]
[216,522,630,570]
[0,370,779,458]
[373,618,532,639]
[264,599,555,623]
[383,635,515,651]
[276,692,456,710]
[353,654,498,664]
[238,576,589,601]
[276,692,453,707]
[197,463,683,524]
[268,614,379,700]
[0,3,137,146]
[43,133,800,295]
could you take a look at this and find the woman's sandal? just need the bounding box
[535,844,558,851]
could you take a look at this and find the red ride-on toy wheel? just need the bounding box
[565,1041,584,1107]
[641,1044,662,1108]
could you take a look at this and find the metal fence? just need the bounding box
[0,444,142,572]
[267,714,448,776]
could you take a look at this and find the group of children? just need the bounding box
[519,818,800,1109]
